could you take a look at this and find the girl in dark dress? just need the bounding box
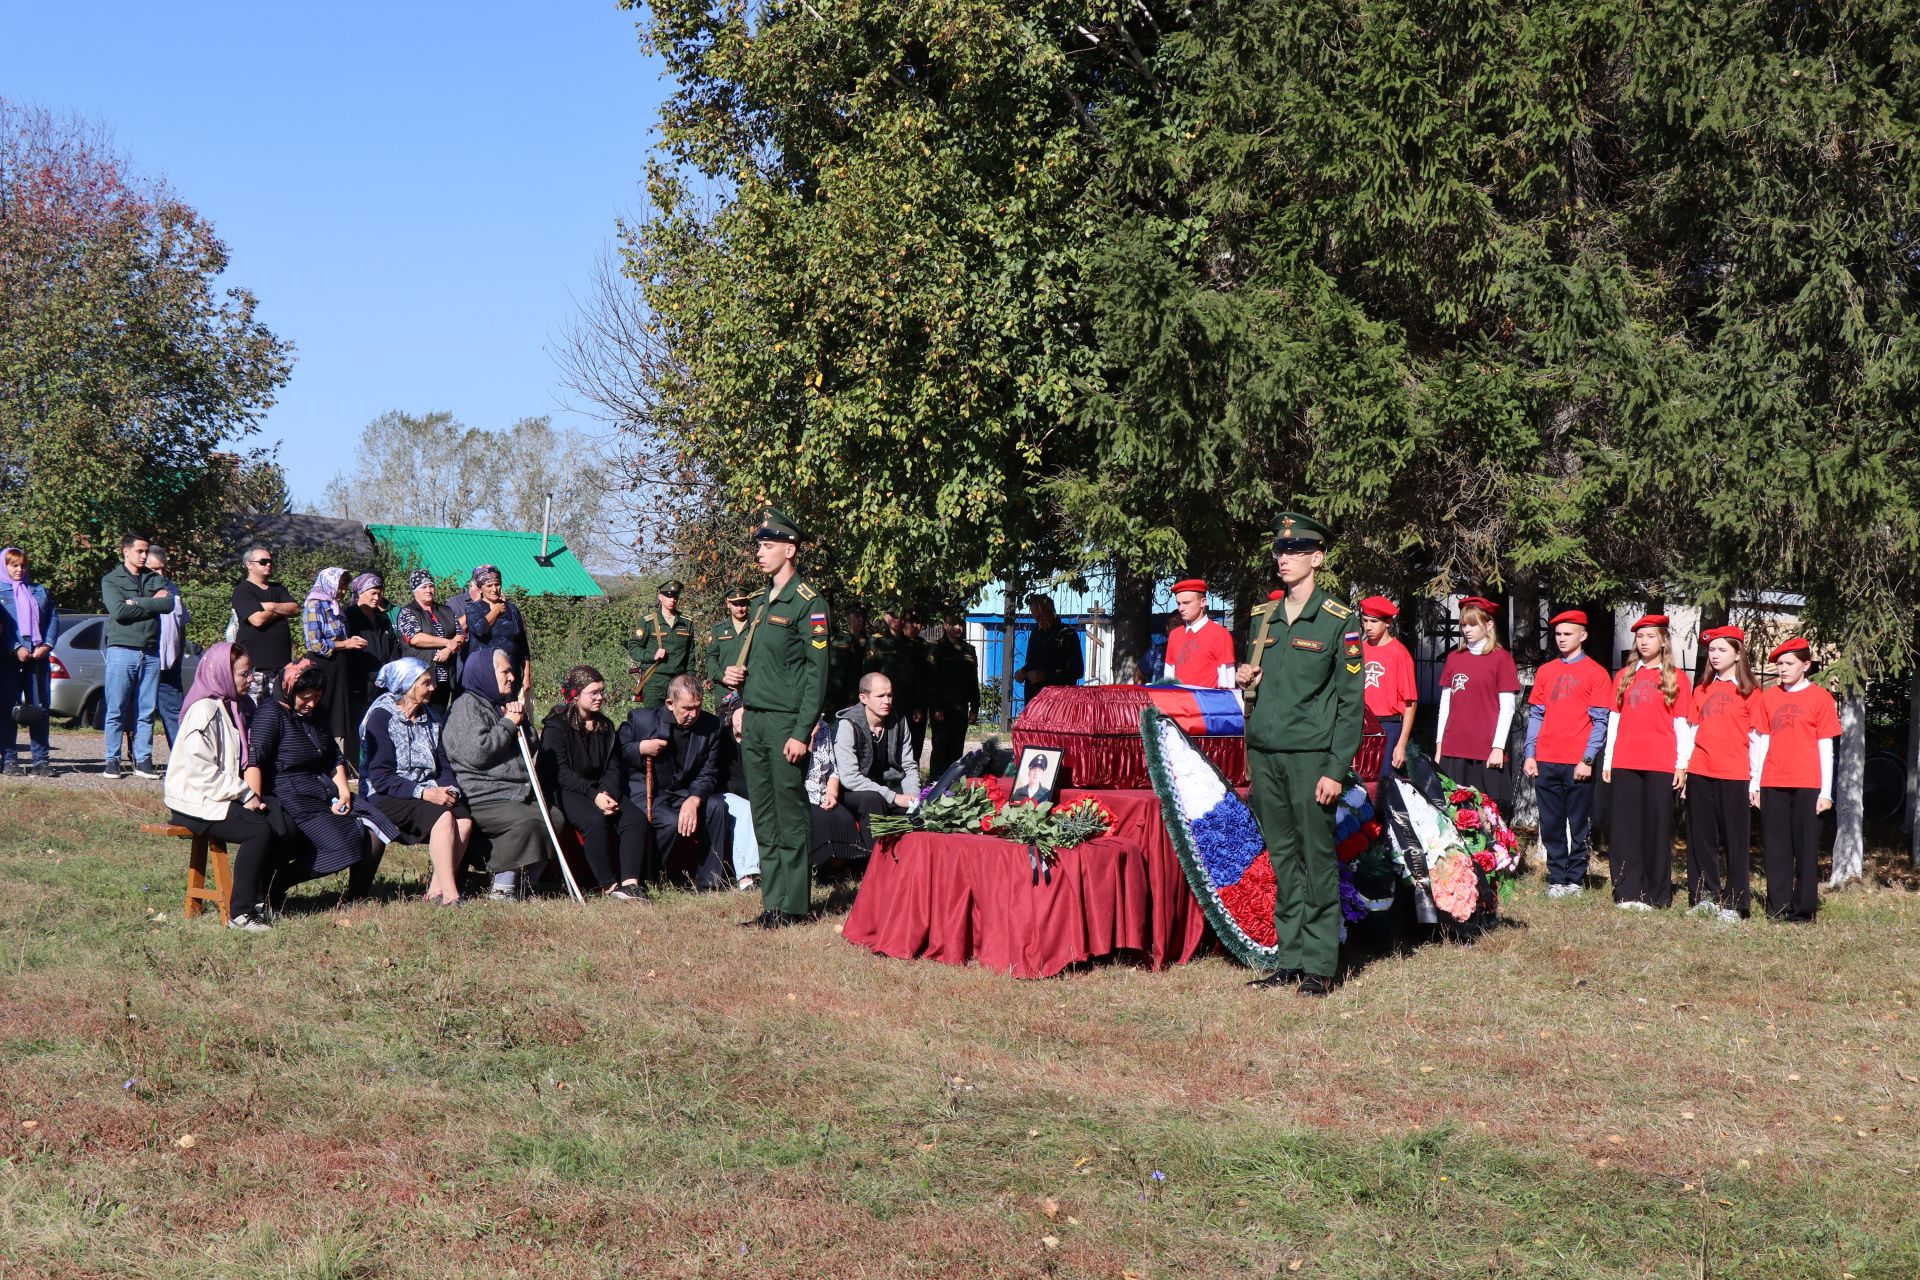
[538,665,646,900]
[248,661,398,902]
[362,657,473,905]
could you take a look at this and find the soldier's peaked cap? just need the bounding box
[1272,511,1332,553]
[752,506,804,543]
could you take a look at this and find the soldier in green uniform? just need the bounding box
[721,508,830,928]
[1236,512,1364,997]
[825,603,871,714]
[868,607,925,766]
[626,579,695,706]
[926,608,980,775]
[706,586,754,693]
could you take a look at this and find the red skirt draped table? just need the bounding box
[841,787,1209,978]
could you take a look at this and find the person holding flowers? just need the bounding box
[1756,637,1839,923]
[1434,596,1517,809]
[1601,614,1694,910]
[1685,625,1764,920]
[1358,596,1417,780]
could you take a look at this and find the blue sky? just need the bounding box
[2,1,669,509]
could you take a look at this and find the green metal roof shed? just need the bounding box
[367,525,605,598]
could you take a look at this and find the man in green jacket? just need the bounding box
[1237,512,1364,997]
[722,508,830,928]
[99,532,174,779]
[626,579,695,706]
[705,587,753,697]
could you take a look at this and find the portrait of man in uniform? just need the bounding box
[1009,749,1059,804]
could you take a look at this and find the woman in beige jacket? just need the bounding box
[162,641,279,932]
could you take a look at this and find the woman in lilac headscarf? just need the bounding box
[163,641,281,931]
[1,547,60,776]
[300,566,367,758]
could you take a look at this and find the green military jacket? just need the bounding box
[826,630,868,713]
[1243,585,1365,779]
[743,574,831,742]
[706,616,749,686]
[625,606,695,701]
[927,637,980,718]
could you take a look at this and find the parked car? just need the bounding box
[47,615,202,728]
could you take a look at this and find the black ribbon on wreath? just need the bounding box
[1027,843,1051,887]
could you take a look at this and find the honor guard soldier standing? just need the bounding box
[722,508,830,929]
[627,580,695,706]
[1164,578,1236,687]
[706,587,754,695]
[926,608,981,776]
[1235,513,1363,997]
[825,604,871,714]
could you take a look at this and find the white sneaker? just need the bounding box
[1616,900,1654,912]
[1547,883,1582,899]
[1689,901,1720,919]
[225,912,271,933]
[1717,907,1742,924]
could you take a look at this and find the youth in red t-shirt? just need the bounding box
[1166,618,1235,687]
[1359,597,1419,779]
[1526,654,1614,765]
[1435,599,1518,812]
[1686,627,1765,916]
[1601,616,1691,907]
[1757,641,1839,922]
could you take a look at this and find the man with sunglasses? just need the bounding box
[231,545,298,697]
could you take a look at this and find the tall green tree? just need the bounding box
[0,100,293,601]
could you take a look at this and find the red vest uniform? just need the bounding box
[1166,618,1235,687]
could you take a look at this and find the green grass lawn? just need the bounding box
[2,781,1917,1278]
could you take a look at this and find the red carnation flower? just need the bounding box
[1472,849,1496,872]
[1454,809,1482,832]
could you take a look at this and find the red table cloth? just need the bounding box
[841,787,1209,978]
[1014,685,1248,788]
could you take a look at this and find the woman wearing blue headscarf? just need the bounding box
[443,646,557,900]
[362,657,472,905]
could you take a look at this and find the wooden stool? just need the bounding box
[139,823,234,923]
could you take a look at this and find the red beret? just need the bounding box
[1549,609,1587,627]
[1702,625,1745,645]
[1359,595,1398,619]
[1769,637,1810,662]
[1268,589,1285,601]
[1629,613,1670,631]
[1458,596,1499,615]
[1171,578,1208,596]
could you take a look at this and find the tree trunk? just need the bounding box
[1110,557,1154,680]
[1908,657,1920,867]
[1830,693,1866,886]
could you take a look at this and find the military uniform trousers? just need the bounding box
[742,708,812,916]
[1247,747,1340,979]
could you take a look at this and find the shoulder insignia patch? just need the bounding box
[796,583,817,601]
[1323,599,1353,620]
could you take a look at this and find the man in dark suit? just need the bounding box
[616,674,734,888]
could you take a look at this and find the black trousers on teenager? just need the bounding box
[559,791,647,890]
[171,803,278,914]
[1761,787,1823,922]
[1686,775,1752,915]
[1439,754,1512,818]
[1534,762,1595,887]
[1608,768,1676,907]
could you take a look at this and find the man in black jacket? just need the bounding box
[616,674,733,889]
[1015,594,1084,710]
[99,533,173,779]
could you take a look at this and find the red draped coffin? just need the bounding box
[1014,685,1247,788]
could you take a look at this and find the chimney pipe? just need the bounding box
[540,494,553,560]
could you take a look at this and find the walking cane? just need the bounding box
[513,720,587,904]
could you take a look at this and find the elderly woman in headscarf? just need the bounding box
[396,568,464,708]
[1,546,60,776]
[458,564,532,694]
[163,641,280,932]
[361,657,472,905]
[300,566,368,758]
[247,658,398,906]
[340,571,399,766]
[444,646,558,900]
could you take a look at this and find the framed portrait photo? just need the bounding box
[1009,747,1060,804]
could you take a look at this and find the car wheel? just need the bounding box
[81,690,104,730]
